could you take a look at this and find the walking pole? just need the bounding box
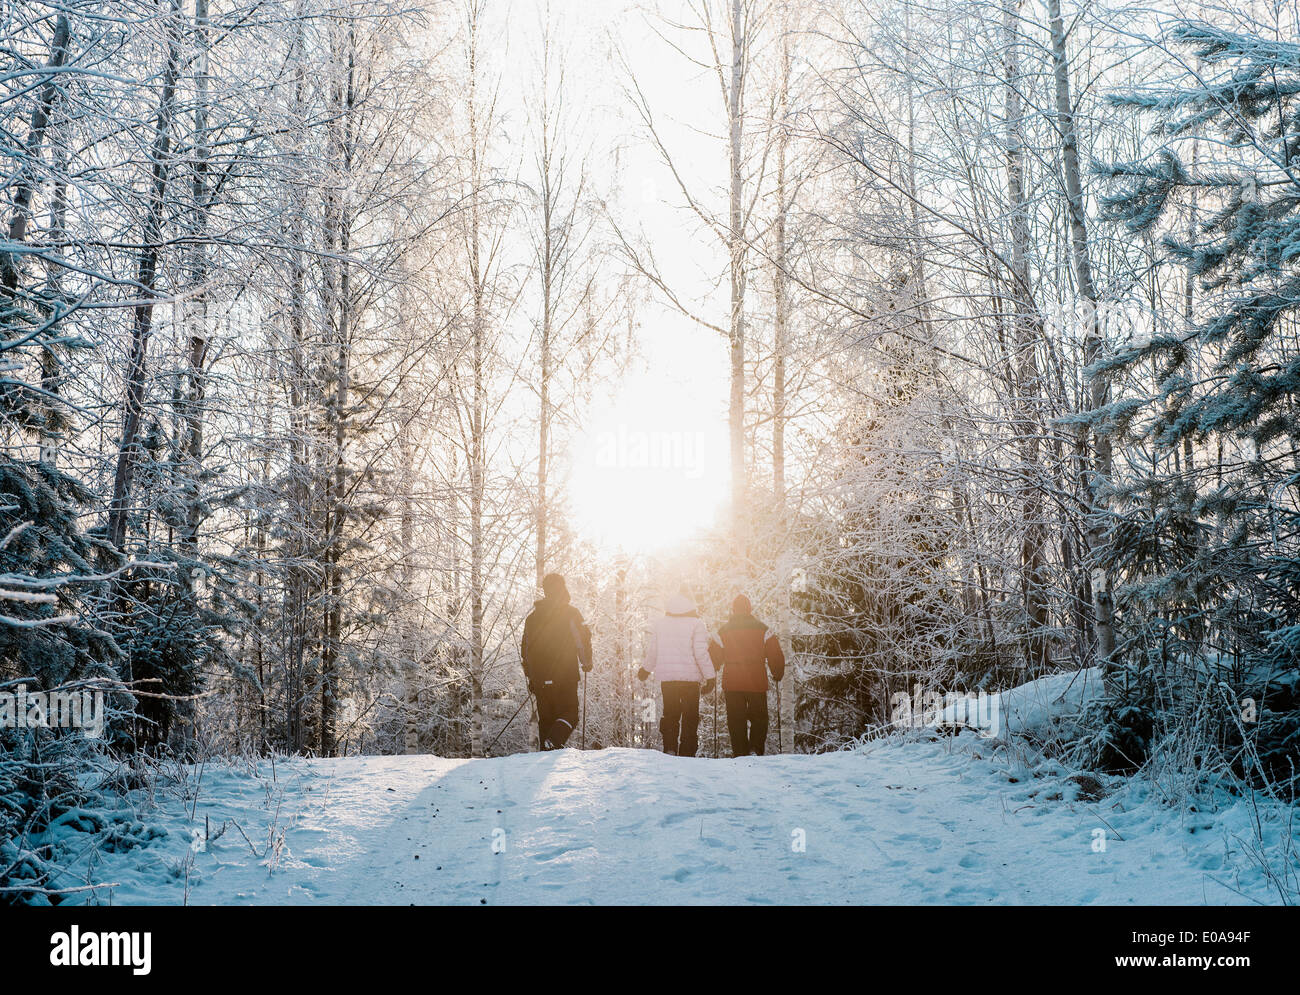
[581,669,587,750]
[713,682,719,758]
[485,693,531,757]
[775,679,783,754]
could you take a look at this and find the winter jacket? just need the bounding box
[642,594,716,684]
[708,608,785,693]
[521,596,592,689]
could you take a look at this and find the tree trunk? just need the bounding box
[536,66,553,592]
[772,9,793,753]
[727,0,747,545]
[38,128,69,467]
[1,13,70,293]
[400,431,419,755]
[1047,0,1116,670]
[1004,0,1049,671]
[467,7,486,757]
[772,16,789,514]
[181,0,211,566]
[319,20,357,758]
[106,2,182,555]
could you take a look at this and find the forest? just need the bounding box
[1,0,1298,902]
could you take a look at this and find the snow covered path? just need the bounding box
[87,741,1290,905]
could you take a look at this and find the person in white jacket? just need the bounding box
[636,593,717,757]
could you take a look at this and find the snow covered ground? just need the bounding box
[73,736,1296,905]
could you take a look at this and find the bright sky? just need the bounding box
[502,0,736,555]
[568,319,730,555]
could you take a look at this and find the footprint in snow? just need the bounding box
[911,835,944,852]
[660,808,722,827]
[533,844,585,862]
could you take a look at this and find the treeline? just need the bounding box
[772,0,1299,788]
[0,0,631,896]
[587,0,1297,784]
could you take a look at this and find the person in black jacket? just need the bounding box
[520,573,593,750]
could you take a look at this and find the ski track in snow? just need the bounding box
[83,740,1291,905]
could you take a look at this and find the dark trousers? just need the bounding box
[726,690,769,756]
[535,680,579,750]
[660,681,701,757]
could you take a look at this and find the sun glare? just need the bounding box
[567,364,729,556]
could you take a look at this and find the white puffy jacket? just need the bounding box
[642,594,716,684]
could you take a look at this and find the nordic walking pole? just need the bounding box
[713,682,719,757]
[485,693,531,757]
[581,669,587,750]
[775,679,783,755]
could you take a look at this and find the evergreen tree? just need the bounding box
[1093,21,1300,787]
[0,281,120,903]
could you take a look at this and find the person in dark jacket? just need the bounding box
[707,595,786,756]
[520,573,593,750]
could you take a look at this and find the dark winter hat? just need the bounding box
[542,573,569,602]
[732,594,752,615]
